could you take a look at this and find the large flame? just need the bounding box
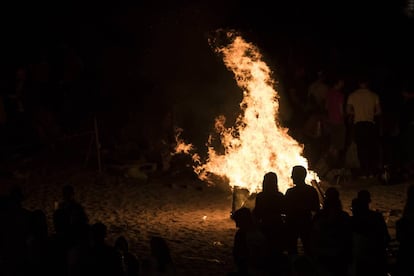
[174,31,319,194]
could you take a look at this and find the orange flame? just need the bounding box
[174,31,319,194]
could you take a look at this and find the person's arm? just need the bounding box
[346,95,355,125]
[312,188,321,213]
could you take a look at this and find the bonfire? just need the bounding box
[173,30,319,199]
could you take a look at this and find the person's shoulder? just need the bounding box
[304,184,318,192]
[285,187,294,193]
[255,191,264,199]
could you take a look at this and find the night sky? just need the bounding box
[1,1,413,154]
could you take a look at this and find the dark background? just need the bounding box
[1,0,413,163]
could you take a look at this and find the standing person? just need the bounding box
[253,172,286,256]
[53,184,89,247]
[114,236,140,276]
[395,184,414,276]
[346,77,382,178]
[285,166,320,256]
[350,190,390,276]
[325,77,346,168]
[398,86,414,177]
[310,187,352,276]
[141,236,176,276]
[230,207,269,276]
[308,70,329,114]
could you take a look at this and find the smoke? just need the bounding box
[136,4,243,150]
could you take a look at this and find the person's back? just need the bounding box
[232,207,269,275]
[253,172,285,253]
[351,190,390,276]
[252,172,287,273]
[1,186,33,275]
[311,187,352,276]
[253,172,285,226]
[89,222,121,276]
[254,190,285,227]
[347,88,379,124]
[141,236,176,276]
[53,184,88,248]
[114,236,140,276]
[347,79,382,178]
[285,166,319,255]
[396,184,414,276]
[285,184,319,222]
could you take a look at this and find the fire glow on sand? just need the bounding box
[174,31,319,195]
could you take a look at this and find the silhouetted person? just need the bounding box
[114,235,140,276]
[26,209,49,275]
[307,70,329,115]
[230,207,269,276]
[395,184,414,276]
[325,77,346,168]
[66,223,92,276]
[88,222,121,276]
[142,236,176,275]
[346,77,382,178]
[0,186,32,276]
[398,87,414,177]
[252,172,286,257]
[310,187,352,276]
[53,184,89,247]
[350,190,390,276]
[285,165,320,256]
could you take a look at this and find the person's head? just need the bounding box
[115,235,129,253]
[333,78,345,90]
[262,172,278,193]
[323,187,342,210]
[291,165,307,185]
[150,236,172,266]
[357,189,371,205]
[351,196,370,216]
[317,70,326,81]
[232,207,254,229]
[358,76,370,89]
[16,67,27,80]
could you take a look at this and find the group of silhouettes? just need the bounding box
[0,184,176,276]
[230,165,414,276]
[1,167,414,276]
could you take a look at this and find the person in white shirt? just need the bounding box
[346,78,381,178]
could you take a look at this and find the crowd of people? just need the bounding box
[1,46,414,183]
[0,182,176,276]
[2,165,414,276]
[230,166,414,276]
[282,67,414,183]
